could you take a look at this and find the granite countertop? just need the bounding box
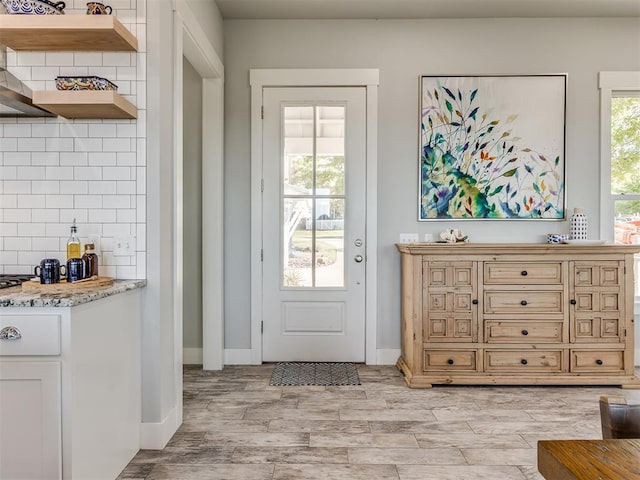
[0,279,146,307]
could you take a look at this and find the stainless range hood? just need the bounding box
[0,46,54,117]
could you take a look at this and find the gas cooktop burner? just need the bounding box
[0,274,32,290]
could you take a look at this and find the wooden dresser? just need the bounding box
[396,243,640,388]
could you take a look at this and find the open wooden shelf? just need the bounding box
[32,90,137,119]
[0,15,137,51]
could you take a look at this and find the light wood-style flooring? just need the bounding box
[117,364,639,480]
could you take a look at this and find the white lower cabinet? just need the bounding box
[0,289,141,480]
[0,362,62,480]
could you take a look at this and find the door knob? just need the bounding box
[354,254,363,263]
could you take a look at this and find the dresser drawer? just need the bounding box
[423,350,477,372]
[0,315,61,356]
[485,321,564,343]
[570,350,624,373]
[484,291,564,314]
[485,350,563,372]
[484,262,563,285]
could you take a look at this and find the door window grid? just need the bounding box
[282,105,346,288]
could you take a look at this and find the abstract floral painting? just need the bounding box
[419,75,566,220]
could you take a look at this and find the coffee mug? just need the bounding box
[66,258,85,283]
[34,258,65,284]
[86,2,112,14]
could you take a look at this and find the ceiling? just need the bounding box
[215,0,640,19]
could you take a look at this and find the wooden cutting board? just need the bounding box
[21,276,115,294]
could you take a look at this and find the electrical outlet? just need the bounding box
[399,233,419,244]
[113,236,135,256]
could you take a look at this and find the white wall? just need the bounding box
[223,17,640,350]
[183,57,203,352]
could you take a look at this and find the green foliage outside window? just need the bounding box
[612,97,640,216]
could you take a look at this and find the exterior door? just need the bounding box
[262,87,366,361]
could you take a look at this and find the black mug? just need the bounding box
[34,258,65,284]
[66,258,85,283]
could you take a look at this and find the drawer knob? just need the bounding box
[596,359,603,365]
[521,270,528,276]
[521,359,528,365]
[0,326,22,341]
[447,359,454,365]
[472,299,478,305]
[521,329,529,336]
[520,300,528,306]
[570,299,577,305]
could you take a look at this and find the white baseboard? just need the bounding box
[183,347,203,365]
[140,407,179,450]
[224,348,254,365]
[376,349,401,365]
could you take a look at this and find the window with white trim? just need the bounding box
[599,72,640,296]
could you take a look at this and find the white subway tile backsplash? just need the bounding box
[60,181,88,194]
[5,237,29,251]
[32,152,61,166]
[4,124,31,137]
[73,52,103,66]
[17,223,45,237]
[32,124,60,138]
[18,166,45,180]
[31,208,59,223]
[103,138,131,152]
[89,209,116,223]
[103,195,130,209]
[103,166,130,181]
[5,181,31,194]
[0,166,17,179]
[0,138,18,152]
[32,66,60,81]
[0,195,17,208]
[89,124,117,138]
[74,195,102,209]
[3,152,30,166]
[45,52,74,66]
[32,181,60,194]
[74,138,103,152]
[60,152,88,166]
[4,209,30,223]
[17,194,45,209]
[59,123,88,138]
[0,223,18,236]
[2,1,145,278]
[59,209,88,224]
[88,152,117,166]
[45,195,73,209]
[32,237,59,251]
[88,181,117,195]
[18,138,45,152]
[46,137,74,152]
[44,166,74,181]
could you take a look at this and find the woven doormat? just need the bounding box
[269,362,361,386]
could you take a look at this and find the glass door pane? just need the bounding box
[282,104,345,288]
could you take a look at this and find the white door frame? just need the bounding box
[172,0,225,427]
[250,69,379,364]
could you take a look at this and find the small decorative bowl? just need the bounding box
[1,0,66,14]
[55,76,118,91]
[547,233,570,244]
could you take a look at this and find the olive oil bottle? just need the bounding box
[66,218,81,259]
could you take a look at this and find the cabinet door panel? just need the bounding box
[573,314,621,343]
[0,362,61,480]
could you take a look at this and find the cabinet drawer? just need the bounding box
[484,291,563,314]
[485,350,563,372]
[485,321,564,343]
[423,350,477,372]
[484,262,563,285]
[0,315,61,356]
[570,350,624,372]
